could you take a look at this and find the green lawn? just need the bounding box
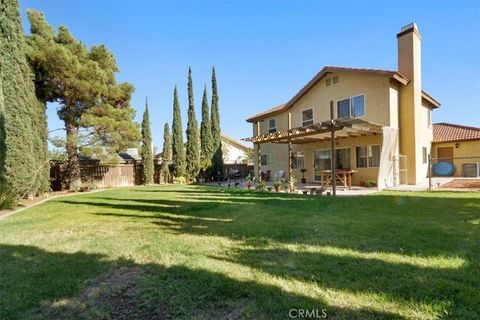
[0,185,479,319]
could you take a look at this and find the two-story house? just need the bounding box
[245,23,441,188]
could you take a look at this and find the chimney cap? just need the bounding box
[401,22,418,32]
[397,22,421,39]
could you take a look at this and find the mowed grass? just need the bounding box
[0,185,479,319]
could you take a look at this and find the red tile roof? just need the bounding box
[246,66,440,122]
[433,123,480,143]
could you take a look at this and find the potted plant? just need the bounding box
[365,179,377,188]
[274,178,282,192]
[300,168,307,184]
[246,175,254,190]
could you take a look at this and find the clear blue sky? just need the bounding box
[20,0,480,150]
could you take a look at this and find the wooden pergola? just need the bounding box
[243,104,383,195]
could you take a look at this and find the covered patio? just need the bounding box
[244,111,387,195]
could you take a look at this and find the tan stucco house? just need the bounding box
[245,23,443,188]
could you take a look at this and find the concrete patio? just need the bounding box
[204,179,378,196]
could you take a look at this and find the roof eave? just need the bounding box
[421,91,441,108]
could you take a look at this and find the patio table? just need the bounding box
[319,169,358,191]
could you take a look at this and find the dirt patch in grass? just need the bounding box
[26,266,165,319]
[440,179,480,190]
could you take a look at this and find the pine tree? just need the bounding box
[200,84,214,172]
[160,123,172,183]
[172,86,186,177]
[210,66,224,178]
[185,67,200,180]
[141,99,154,184]
[0,1,48,195]
[25,10,140,190]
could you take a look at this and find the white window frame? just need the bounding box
[292,151,305,169]
[337,94,366,119]
[268,118,277,133]
[301,108,314,127]
[356,145,380,168]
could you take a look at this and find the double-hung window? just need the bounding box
[337,95,365,118]
[268,118,277,133]
[356,145,380,168]
[292,152,305,169]
[260,155,273,165]
[302,109,314,126]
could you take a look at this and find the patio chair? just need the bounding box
[260,170,271,181]
[228,168,241,179]
[273,170,285,182]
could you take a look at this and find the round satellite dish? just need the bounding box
[433,161,455,176]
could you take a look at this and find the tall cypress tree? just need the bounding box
[210,66,223,178]
[185,67,200,180]
[172,86,186,177]
[0,66,6,187]
[0,0,48,195]
[141,99,154,184]
[200,84,214,171]
[160,123,172,183]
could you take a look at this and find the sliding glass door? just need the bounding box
[313,148,351,181]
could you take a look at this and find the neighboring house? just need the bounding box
[432,123,480,177]
[221,134,253,164]
[118,148,141,164]
[245,23,442,187]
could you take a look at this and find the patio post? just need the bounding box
[256,121,261,179]
[330,101,336,196]
[288,141,292,180]
[256,143,261,179]
[288,112,292,180]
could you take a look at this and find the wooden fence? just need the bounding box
[50,160,166,191]
[50,161,252,191]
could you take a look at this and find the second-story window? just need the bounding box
[302,109,314,126]
[268,118,277,133]
[337,95,365,118]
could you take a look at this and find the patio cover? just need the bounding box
[243,118,384,144]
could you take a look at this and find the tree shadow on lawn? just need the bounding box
[53,190,480,316]
[58,191,480,258]
[0,244,405,320]
[209,246,479,319]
